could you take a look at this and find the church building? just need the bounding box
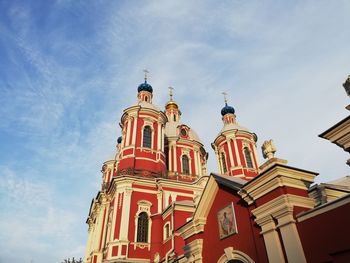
[83,73,350,263]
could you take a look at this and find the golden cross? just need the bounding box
[143,69,149,81]
[168,87,174,100]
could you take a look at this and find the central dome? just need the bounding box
[138,80,153,93]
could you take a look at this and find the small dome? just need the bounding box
[137,80,153,93]
[117,136,122,144]
[165,100,178,110]
[221,103,235,116]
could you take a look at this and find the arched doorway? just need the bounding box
[217,247,255,263]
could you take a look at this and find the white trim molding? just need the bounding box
[217,247,255,263]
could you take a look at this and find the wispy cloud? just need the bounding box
[0,166,86,262]
[0,1,350,262]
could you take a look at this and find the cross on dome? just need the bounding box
[220,91,235,116]
[137,69,153,94]
[168,86,174,101]
[143,69,149,81]
[222,91,228,105]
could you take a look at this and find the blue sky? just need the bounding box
[0,1,349,262]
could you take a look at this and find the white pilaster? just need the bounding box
[194,150,199,176]
[157,123,161,150]
[157,191,163,213]
[252,143,259,168]
[173,146,177,172]
[131,115,138,145]
[169,144,173,171]
[196,150,202,176]
[119,188,133,240]
[233,139,241,165]
[161,126,164,152]
[110,199,118,241]
[227,139,235,167]
[258,217,285,263]
[277,212,307,263]
[125,119,132,146]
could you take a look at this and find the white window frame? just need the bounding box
[134,200,152,250]
[141,121,154,149]
[242,143,254,169]
[163,221,171,241]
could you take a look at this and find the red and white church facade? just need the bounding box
[84,74,350,263]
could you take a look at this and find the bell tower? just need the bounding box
[164,87,208,181]
[212,93,259,180]
[116,71,167,177]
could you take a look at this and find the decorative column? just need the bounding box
[275,210,307,263]
[157,122,161,150]
[131,114,138,145]
[157,191,163,213]
[252,143,259,168]
[125,118,132,146]
[255,216,285,263]
[119,187,133,240]
[173,145,177,172]
[108,199,118,257]
[226,138,235,168]
[194,149,199,176]
[168,143,173,171]
[161,126,165,152]
[232,138,241,166]
[196,150,202,176]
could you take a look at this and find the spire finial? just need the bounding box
[168,86,174,101]
[143,69,149,81]
[222,92,228,105]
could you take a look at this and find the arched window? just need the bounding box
[137,212,148,243]
[221,152,227,173]
[244,147,254,168]
[182,155,190,174]
[143,126,152,148]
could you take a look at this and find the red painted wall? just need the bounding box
[199,184,268,263]
[297,201,350,263]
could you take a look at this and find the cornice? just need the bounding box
[239,163,317,205]
[106,175,208,197]
[252,194,315,221]
[178,217,207,239]
[319,115,350,140]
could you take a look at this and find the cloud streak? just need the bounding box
[0,1,350,262]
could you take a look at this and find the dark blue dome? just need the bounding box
[137,80,153,93]
[117,136,122,144]
[221,103,235,116]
